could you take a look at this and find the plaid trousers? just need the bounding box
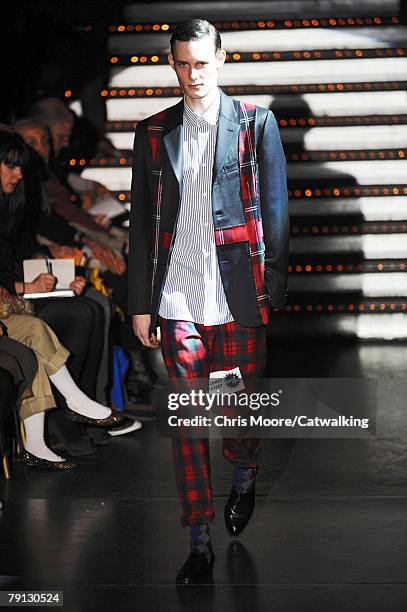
[160,317,266,527]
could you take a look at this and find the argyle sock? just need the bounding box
[233,466,257,494]
[191,523,212,561]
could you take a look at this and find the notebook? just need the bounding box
[23,259,75,299]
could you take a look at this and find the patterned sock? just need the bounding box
[191,523,212,560]
[233,466,257,494]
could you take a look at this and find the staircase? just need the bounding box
[68,0,407,339]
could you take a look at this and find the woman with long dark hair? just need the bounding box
[0,129,107,401]
[0,129,124,468]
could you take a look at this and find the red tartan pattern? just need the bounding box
[160,317,266,527]
[238,102,269,324]
[145,100,269,321]
[161,231,172,249]
[147,111,166,161]
[214,224,248,245]
[147,118,166,297]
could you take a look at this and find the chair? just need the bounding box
[0,367,18,480]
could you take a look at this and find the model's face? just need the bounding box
[0,161,23,193]
[168,37,225,102]
[18,125,50,163]
[51,120,72,155]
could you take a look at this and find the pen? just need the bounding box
[46,259,53,275]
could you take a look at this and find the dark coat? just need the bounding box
[128,90,289,331]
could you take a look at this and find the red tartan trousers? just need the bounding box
[159,317,267,527]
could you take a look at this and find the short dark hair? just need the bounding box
[170,19,221,55]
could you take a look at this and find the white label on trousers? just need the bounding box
[209,367,245,394]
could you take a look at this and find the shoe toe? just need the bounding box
[224,487,255,537]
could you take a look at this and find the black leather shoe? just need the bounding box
[176,548,215,585]
[224,476,256,537]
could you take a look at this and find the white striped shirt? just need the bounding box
[158,91,234,325]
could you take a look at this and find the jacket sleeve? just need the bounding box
[257,109,289,309]
[127,122,153,315]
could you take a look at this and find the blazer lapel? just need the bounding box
[213,90,240,184]
[163,99,184,185]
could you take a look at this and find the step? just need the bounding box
[282,125,407,150]
[109,57,407,87]
[96,81,407,101]
[88,90,407,123]
[79,160,406,191]
[287,160,406,183]
[267,312,407,340]
[287,257,407,272]
[101,124,407,151]
[124,1,400,22]
[104,114,407,131]
[287,272,407,295]
[74,149,406,168]
[109,47,406,69]
[289,234,407,256]
[83,183,407,205]
[289,197,407,220]
[109,27,407,54]
[291,220,407,237]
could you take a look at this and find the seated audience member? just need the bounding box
[28,97,124,221]
[0,129,109,402]
[0,321,38,417]
[0,294,123,469]
[0,323,37,460]
[14,117,127,274]
[0,367,14,433]
[0,362,15,483]
[13,118,160,399]
[0,127,143,439]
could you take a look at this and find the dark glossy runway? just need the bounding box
[1,340,407,611]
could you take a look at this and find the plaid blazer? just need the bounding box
[128,90,289,331]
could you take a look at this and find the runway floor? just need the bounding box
[1,340,406,611]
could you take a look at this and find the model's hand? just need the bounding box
[132,314,159,348]
[27,273,57,293]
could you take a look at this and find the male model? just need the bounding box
[128,18,289,584]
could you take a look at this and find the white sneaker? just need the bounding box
[108,419,143,436]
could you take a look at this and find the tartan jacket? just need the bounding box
[128,90,289,332]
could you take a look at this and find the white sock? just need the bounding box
[49,365,111,419]
[24,412,66,463]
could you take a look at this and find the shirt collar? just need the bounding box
[183,88,220,127]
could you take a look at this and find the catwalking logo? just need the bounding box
[248,415,370,429]
[167,390,281,411]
